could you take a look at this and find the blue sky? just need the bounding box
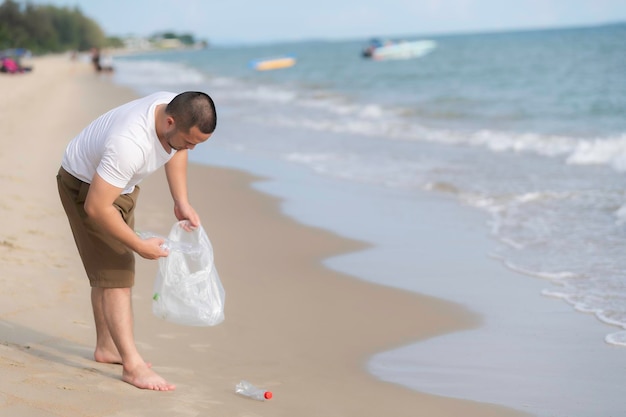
[27,0,626,44]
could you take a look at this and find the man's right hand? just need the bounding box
[136,237,169,259]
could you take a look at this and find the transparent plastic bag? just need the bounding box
[145,221,225,326]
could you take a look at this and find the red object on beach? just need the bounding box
[264,391,273,400]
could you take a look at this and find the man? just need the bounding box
[57,91,217,391]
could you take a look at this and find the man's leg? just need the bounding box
[92,287,121,364]
[94,286,175,391]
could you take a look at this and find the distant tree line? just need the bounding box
[0,0,121,54]
[154,31,197,46]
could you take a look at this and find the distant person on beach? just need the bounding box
[56,91,217,390]
[90,47,114,73]
[0,56,33,73]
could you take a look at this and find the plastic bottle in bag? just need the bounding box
[135,230,198,254]
[235,380,273,401]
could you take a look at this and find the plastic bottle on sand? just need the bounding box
[235,380,273,401]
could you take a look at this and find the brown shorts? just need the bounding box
[56,167,140,288]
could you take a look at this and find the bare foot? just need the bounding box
[94,348,152,368]
[94,346,123,364]
[122,363,176,391]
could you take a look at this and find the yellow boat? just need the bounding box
[250,55,296,71]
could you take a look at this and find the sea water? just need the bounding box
[110,23,626,416]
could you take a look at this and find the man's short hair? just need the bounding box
[166,91,217,134]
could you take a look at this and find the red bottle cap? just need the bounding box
[264,391,273,400]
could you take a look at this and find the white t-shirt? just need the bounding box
[61,91,177,194]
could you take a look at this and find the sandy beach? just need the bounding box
[0,55,531,416]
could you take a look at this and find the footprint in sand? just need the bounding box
[1,357,26,368]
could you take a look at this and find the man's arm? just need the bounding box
[164,150,200,229]
[84,173,167,259]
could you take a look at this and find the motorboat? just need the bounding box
[362,39,436,60]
